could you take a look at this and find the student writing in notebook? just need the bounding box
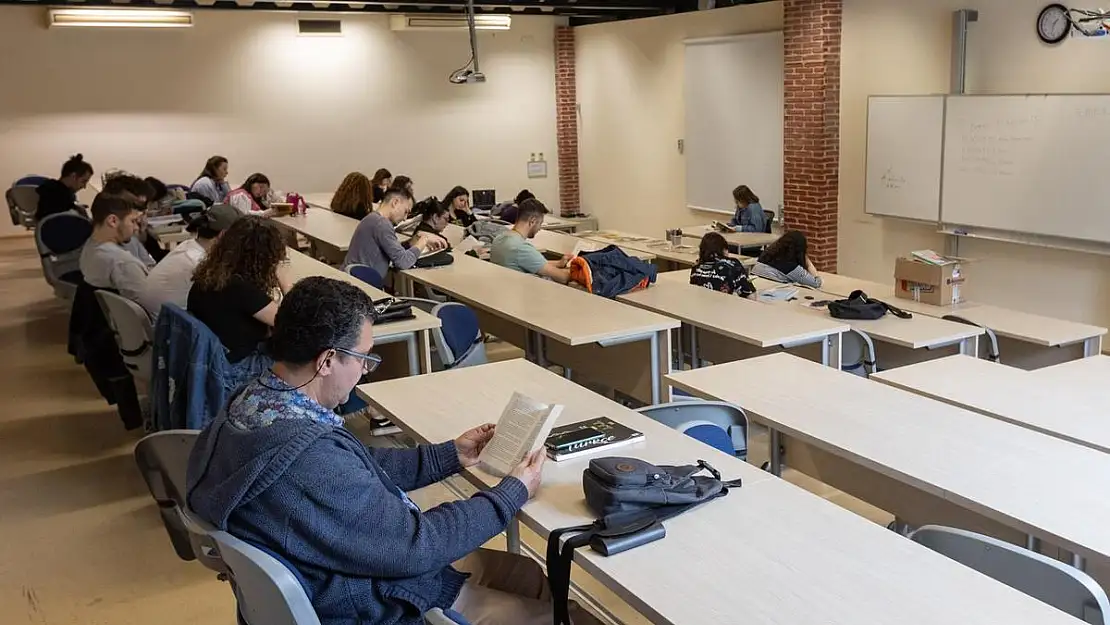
[343,187,447,277]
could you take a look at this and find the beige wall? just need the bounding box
[840,0,1110,327]
[580,0,1110,329]
[575,2,783,239]
[0,8,561,237]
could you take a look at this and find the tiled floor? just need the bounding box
[0,235,892,625]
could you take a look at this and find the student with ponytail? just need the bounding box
[35,153,94,221]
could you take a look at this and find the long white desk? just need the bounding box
[1033,354,1110,384]
[273,207,359,252]
[397,253,679,404]
[577,229,754,269]
[667,353,1110,571]
[285,248,439,375]
[813,272,1106,360]
[676,271,981,369]
[872,355,1110,455]
[619,271,848,369]
[531,228,656,262]
[678,224,779,248]
[358,359,1084,625]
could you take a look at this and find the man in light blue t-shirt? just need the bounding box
[489,199,571,284]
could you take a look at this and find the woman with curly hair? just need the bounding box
[752,229,822,288]
[188,216,291,383]
[370,168,392,203]
[330,172,375,220]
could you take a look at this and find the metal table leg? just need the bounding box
[959,335,979,357]
[1084,335,1102,358]
[769,429,783,476]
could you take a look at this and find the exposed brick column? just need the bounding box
[783,0,841,271]
[554,25,580,217]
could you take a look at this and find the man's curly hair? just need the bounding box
[268,276,375,365]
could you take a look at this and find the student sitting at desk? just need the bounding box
[494,189,535,224]
[101,172,164,265]
[78,194,150,304]
[226,173,277,216]
[190,156,231,207]
[331,172,375,220]
[371,168,392,204]
[752,230,822,288]
[443,185,476,227]
[391,175,414,197]
[188,216,291,384]
[690,232,755,297]
[727,185,767,233]
[490,199,571,284]
[343,188,447,277]
[186,276,596,625]
[35,153,94,222]
[140,204,239,317]
[411,196,451,238]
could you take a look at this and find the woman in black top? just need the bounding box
[35,154,94,221]
[370,168,392,204]
[188,216,290,387]
[689,232,755,297]
[410,196,451,239]
[442,186,476,227]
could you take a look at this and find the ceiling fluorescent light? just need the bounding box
[393,14,511,31]
[48,8,194,28]
[472,15,511,30]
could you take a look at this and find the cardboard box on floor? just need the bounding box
[893,256,968,306]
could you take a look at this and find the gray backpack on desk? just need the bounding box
[465,220,506,244]
[546,457,742,625]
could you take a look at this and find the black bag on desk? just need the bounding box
[826,289,912,321]
[413,249,454,269]
[546,457,742,625]
[371,297,415,323]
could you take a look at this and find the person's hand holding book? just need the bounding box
[455,423,496,468]
[509,449,547,499]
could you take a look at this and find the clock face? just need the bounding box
[1038,3,1071,44]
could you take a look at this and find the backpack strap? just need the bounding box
[547,521,600,625]
[847,290,913,319]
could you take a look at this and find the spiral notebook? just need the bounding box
[544,417,644,461]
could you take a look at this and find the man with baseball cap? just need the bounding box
[139,203,240,317]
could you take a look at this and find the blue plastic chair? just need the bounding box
[637,400,748,459]
[35,211,92,299]
[432,302,487,369]
[14,175,49,187]
[346,263,385,289]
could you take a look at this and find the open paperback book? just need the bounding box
[478,392,564,477]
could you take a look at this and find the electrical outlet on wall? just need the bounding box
[677,139,685,155]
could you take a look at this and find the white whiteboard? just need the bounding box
[684,32,783,216]
[942,94,1110,243]
[865,96,944,221]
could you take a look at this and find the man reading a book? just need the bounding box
[186,276,598,625]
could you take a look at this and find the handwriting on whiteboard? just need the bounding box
[880,167,906,190]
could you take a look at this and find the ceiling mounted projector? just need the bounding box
[449,0,486,85]
[450,69,486,84]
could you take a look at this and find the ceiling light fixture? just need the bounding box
[47,8,194,29]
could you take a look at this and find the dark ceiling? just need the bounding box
[2,0,772,25]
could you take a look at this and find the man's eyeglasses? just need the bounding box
[334,347,382,373]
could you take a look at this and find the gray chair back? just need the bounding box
[910,525,1109,624]
[95,290,155,384]
[210,529,322,625]
[177,503,229,575]
[134,430,200,561]
[9,185,39,229]
[636,400,748,458]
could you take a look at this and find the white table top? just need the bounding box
[402,253,677,345]
[678,224,779,248]
[1034,354,1110,384]
[531,229,655,261]
[873,355,1110,454]
[680,271,981,350]
[359,359,1083,625]
[576,230,708,266]
[284,248,440,338]
[302,192,335,209]
[813,272,1106,347]
[619,274,847,349]
[667,352,1110,563]
[273,207,359,252]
